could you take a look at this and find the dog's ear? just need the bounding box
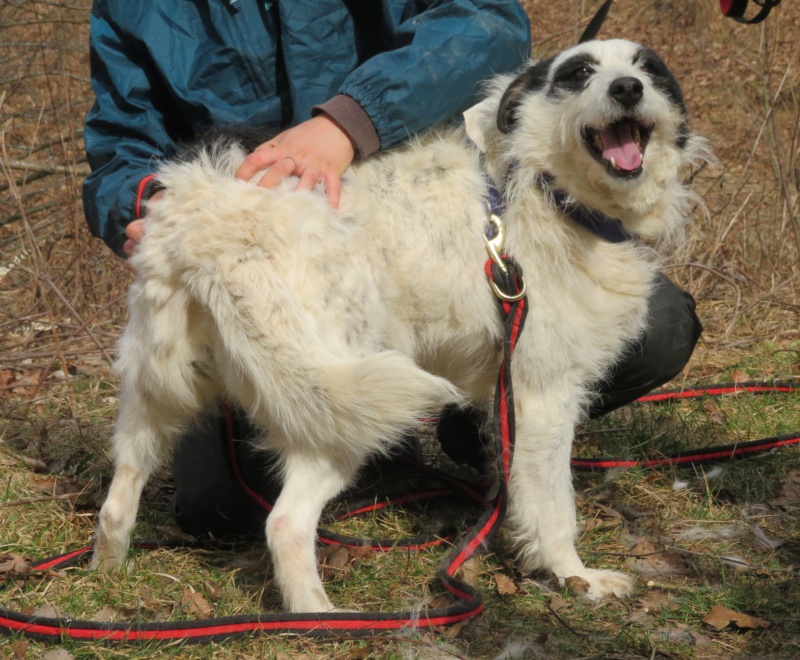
[497,59,552,134]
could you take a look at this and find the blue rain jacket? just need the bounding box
[82,0,531,256]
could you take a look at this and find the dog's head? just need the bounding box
[471,39,711,241]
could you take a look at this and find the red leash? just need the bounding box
[3,376,796,643]
[3,281,797,643]
[572,381,799,471]
[0,257,529,645]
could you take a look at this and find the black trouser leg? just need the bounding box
[171,413,274,537]
[587,273,703,418]
[437,274,703,466]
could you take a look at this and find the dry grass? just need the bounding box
[1,1,799,658]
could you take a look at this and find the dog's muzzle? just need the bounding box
[581,76,655,180]
[583,116,653,180]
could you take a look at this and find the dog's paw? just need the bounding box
[89,548,124,573]
[285,586,335,613]
[561,568,633,601]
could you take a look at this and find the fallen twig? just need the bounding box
[6,159,90,176]
[0,492,82,509]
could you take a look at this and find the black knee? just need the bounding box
[436,405,492,470]
[171,412,275,537]
[589,274,703,418]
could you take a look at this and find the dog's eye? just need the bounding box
[640,62,656,75]
[570,66,592,80]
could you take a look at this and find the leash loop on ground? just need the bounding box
[0,249,531,647]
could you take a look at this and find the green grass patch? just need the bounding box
[1,342,798,657]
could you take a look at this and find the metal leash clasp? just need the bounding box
[484,208,527,303]
[484,211,507,274]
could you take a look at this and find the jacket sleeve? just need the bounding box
[337,0,531,151]
[82,2,178,257]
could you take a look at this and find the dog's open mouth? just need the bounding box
[583,118,654,179]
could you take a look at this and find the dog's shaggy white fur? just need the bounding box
[93,39,710,612]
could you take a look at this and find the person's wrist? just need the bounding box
[316,113,356,165]
[313,96,379,159]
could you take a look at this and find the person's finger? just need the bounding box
[123,238,137,258]
[255,156,298,189]
[322,170,342,209]
[236,148,282,181]
[125,219,146,244]
[295,167,321,194]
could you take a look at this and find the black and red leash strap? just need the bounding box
[1,260,797,643]
[571,380,799,471]
[0,258,529,645]
[3,280,797,643]
[3,381,796,643]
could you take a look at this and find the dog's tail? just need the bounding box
[191,259,462,459]
[310,351,463,454]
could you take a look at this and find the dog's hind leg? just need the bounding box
[508,392,634,600]
[266,449,358,612]
[92,384,165,572]
[93,284,218,572]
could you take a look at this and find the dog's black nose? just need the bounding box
[609,77,643,108]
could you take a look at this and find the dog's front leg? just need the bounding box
[266,450,359,612]
[508,392,633,600]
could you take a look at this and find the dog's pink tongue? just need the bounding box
[601,122,642,171]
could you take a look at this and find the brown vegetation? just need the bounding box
[1,1,799,388]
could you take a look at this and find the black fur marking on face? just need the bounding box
[497,58,553,134]
[548,53,599,97]
[633,47,687,116]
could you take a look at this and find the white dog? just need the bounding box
[93,39,709,612]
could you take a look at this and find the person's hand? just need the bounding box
[122,190,163,272]
[235,114,356,208]
[123,219,145,259]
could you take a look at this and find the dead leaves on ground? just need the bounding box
[702,604,771,631]
[0,553,32,577]
[181,587,213,618]
[563,575,591,596]
[25,473,83,497]
[3,640,75,660]
[455,556,520,596]
[626,588,680,629]
[0,367,46,398]
[773,468,800,505]
[625,538,691,577]
[492,572,519,596]
[455,556,480,587]
[0,361,113,401]
[318,544,375,580]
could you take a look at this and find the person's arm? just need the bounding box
[331,0,531,152]
[236,0,530,204]
[82,1,178,258]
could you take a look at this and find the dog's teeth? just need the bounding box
[610,156,618,170]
